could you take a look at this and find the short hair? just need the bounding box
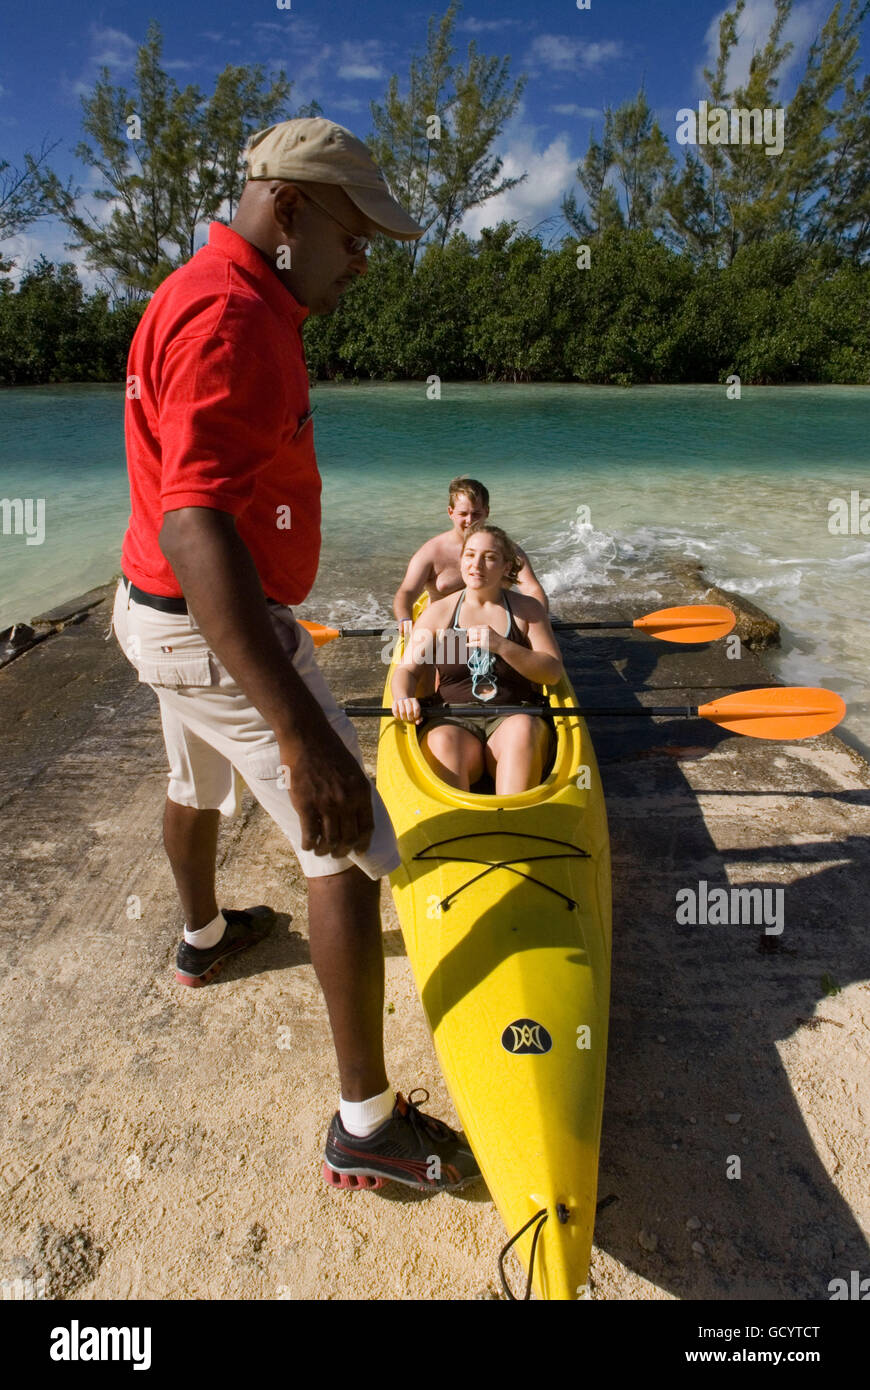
[448,476,489,509]
[461,522,522,585]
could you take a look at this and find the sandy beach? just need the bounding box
[0,572,868,1301]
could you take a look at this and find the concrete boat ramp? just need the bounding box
[0,579,867,1300]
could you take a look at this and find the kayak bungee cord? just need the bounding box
[414,833,590,912]
[499,1208,549,1300]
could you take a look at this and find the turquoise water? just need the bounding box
[1,382,868,752]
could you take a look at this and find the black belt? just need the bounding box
[122,576,187,612]
[122,575,285,613]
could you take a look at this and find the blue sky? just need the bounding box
[1,0,866,286]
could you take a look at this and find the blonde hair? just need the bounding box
[461,522,522,585]
[448,476,489,509]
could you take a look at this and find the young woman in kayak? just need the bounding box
[390,524,563,794]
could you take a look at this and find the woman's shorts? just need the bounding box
[419,705,549,749]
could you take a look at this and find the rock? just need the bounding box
[637,1229,658,1252]
[0,623,44,668]
[692,1241,706,1256]
[30,586,110,627]
[33,1224,104,1299]
[668,559,779,650]
[705,582,780,651]
[725,1113,742,1124]
[686,1217,702,1231]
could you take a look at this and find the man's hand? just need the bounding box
[283,736,375,858]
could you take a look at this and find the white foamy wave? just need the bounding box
[716,570,804,596]
[537,520,622,598]
[310,593,392,629]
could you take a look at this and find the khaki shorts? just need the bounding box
[111,579,400,880]
[419,701,549,748]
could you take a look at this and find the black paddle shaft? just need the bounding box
[346,704,700,719]
[335,620,634,636]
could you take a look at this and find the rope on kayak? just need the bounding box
[414,832,589,912]
[498,1208,549,1300]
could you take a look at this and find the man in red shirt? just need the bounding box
[114,118,479,1194]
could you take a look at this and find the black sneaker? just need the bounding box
[175,905,279,987]
[322,1089,481,1192]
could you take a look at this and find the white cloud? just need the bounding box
[458,129,580,240]
[63,23,191,107]
[338,63,384,81]
[336,40,387,82]
[330,96,366,113]
[200,31,225,42]
[700,0,827,94]
[458,17,524,31]
[252,17,320,47]
[0,218,102,293]
[88,26,138,72]
[551,104,601,118]
[528,35,623,74]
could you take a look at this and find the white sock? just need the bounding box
[340,1086,395,1138]
[183,910,226,949]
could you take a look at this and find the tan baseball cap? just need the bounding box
[244,117,424,241]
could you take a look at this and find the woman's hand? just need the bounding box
[392,696,422,724]
[465,624,505,658]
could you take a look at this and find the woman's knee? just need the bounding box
[424,725,481,768]
[496,716,544,753]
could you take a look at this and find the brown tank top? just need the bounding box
[427,589,543,708]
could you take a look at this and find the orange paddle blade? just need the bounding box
[633,605,736,643]
[698,687,846,739]
[297,620,340,649]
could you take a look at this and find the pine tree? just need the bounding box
[0,139,67,273]
[563,91,674,239]
[36,21,292,296]
[368,1,526,265]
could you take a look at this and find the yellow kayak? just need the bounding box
[376,600,611,1300]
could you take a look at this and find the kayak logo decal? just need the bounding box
[502,1018,553,1055]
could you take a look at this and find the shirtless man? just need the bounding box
[392,476,548,632]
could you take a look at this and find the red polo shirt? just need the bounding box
[121,222,321,606]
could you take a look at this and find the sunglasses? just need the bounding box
[295,187,372,255]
